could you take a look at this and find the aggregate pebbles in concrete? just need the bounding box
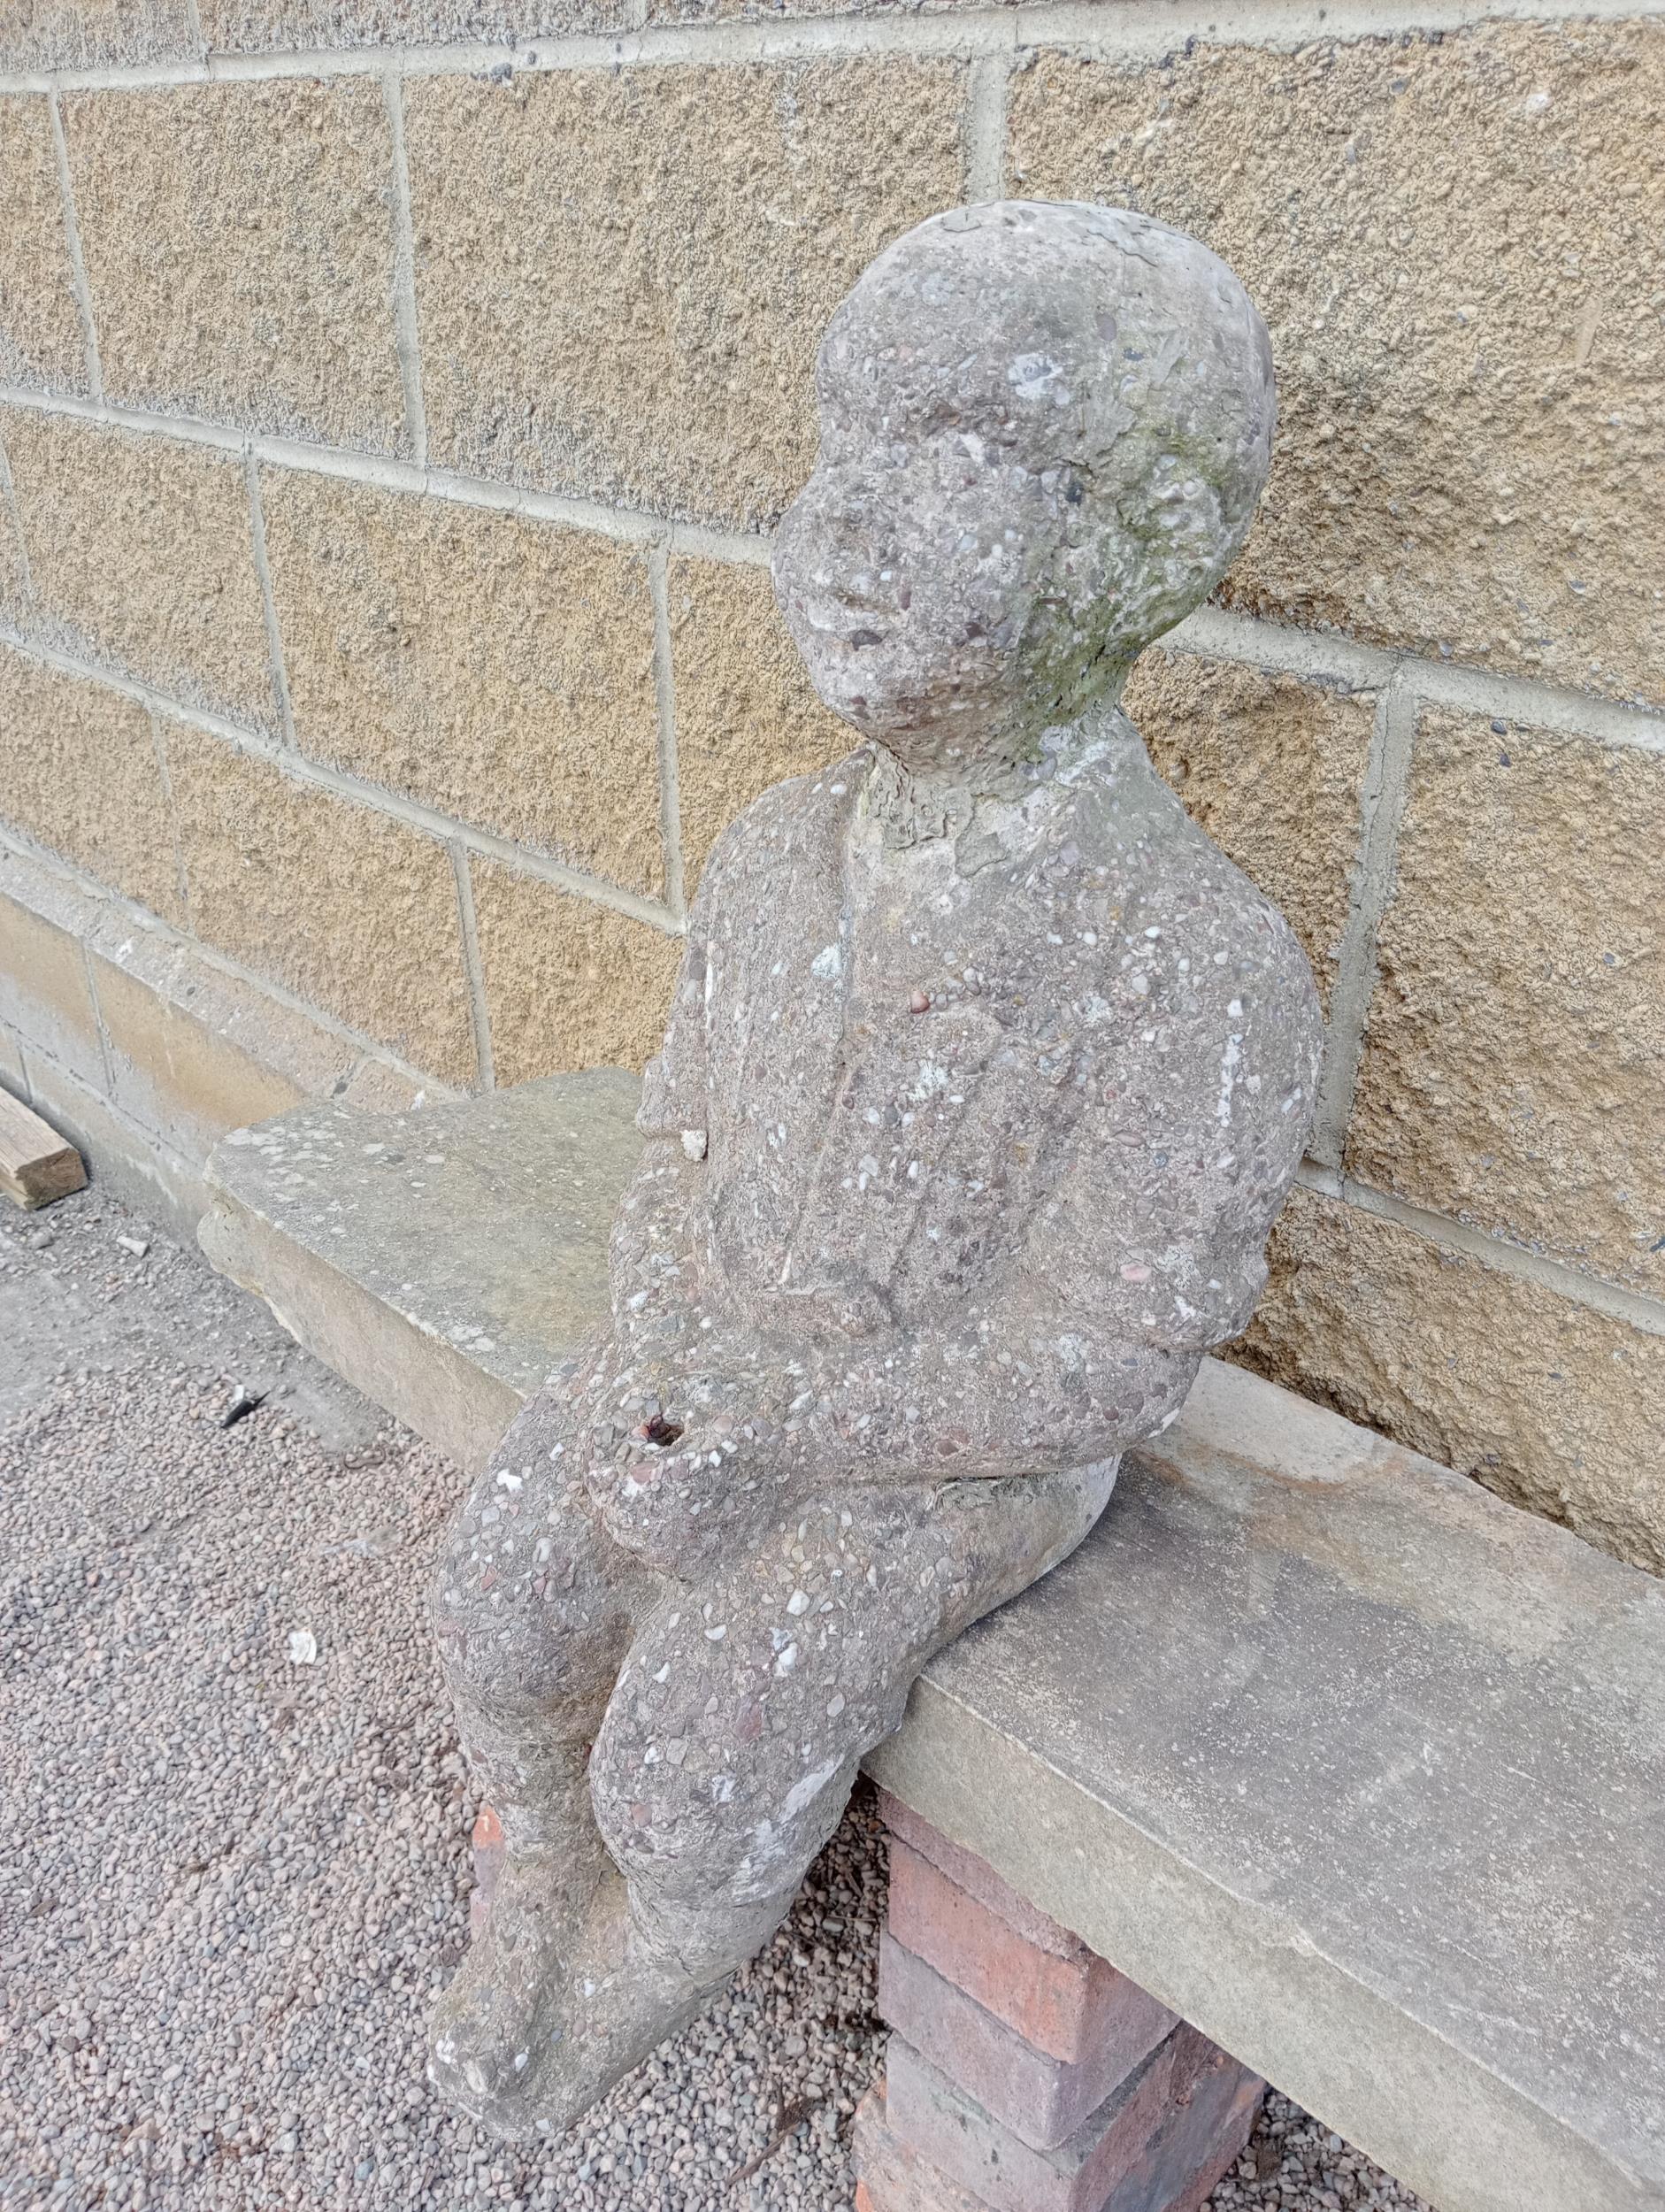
[0,1203,1431,2212]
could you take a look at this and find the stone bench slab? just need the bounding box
[200,1071,641,1471]
[200,1077,1665,2212]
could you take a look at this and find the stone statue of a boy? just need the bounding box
[431,199,1322,2136]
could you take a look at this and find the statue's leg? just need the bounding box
[535,1458,1121,2121]
[427,1386,666,2128]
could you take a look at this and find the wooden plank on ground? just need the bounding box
[0,1087,88,1209]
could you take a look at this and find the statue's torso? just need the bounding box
[638,720,1321,1353]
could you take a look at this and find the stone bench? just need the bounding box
[201,1073,1665,2212]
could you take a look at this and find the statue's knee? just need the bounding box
[586,1684,719,1890]
[431,1493,504,1648]
[434,1494,629,1715]
[440,1587,620,1721]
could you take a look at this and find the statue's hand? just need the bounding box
[576,1348,802,1573]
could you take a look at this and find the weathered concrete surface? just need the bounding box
[869,1357,1665,2212]
[199,1072,642,1472]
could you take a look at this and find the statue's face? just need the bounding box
[771,202,1275,780]
[772,375,1097,773]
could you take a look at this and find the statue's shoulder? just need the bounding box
[1055,753,1322,1028]
[695,749,869,900]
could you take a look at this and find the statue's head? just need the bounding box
[772,200,1274,779]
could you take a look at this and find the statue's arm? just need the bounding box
[1026,975,1321,1356]
[772,966,1320,1482]
[636,861,725,1147]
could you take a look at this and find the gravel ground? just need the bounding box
[0,1187,1431,2212]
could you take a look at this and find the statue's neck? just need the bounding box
[865,694,1138,848]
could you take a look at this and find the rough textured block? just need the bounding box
[63,79,406,453]
[884,2024,1239,2212]
[469,858,682,1086]
[668,555,848,887]
[261,470,662,895]
[200,0,632,45]
[1348,708,1665,1296]
[1239,1184,1665,1576]
[879,1935,1176,2154]
[0,1024,25,1097]
[0,884,104,1090]
[0,447,29,623]
[1,409,276,729]
[1125,652,1374,1016]
[407,59,967,527]
[0,643,184,923]
[0,0,200,71]
[165,723,477,1087]
[887,1839,1131,2064]
[0,95,88,397]
[1009,23,1665,704]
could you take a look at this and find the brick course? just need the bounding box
[863,1797,1262,2212]
[879,1934,1176,2154]
[886,1838,1129,2062]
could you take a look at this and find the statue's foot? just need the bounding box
[428,1852,717,2139]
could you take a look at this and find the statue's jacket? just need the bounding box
[603,716,1323,1540]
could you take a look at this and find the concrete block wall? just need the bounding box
[1,0,1662,1571]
